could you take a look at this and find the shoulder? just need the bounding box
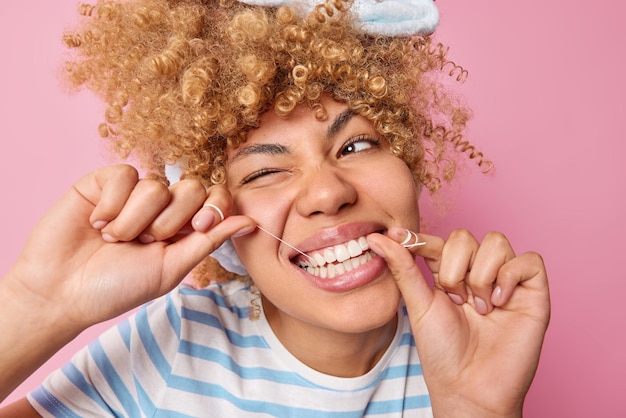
[88,280,255,362]
[159,279,260,340]
[173,279,256,319]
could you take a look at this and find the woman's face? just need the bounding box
[226,96,420,335]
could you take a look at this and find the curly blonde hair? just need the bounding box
[63,0,490,285]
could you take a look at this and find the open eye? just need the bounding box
[339,135,380,157]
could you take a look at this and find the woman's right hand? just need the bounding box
[2,164,255,331]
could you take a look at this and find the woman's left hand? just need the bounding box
[367,228,550,418]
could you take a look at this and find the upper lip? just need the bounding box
[285,221,386,261]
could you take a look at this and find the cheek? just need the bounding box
[365,160,420,225]
[232,192,292,228]
[229,192,294,268]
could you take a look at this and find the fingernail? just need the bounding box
[447,293,464,305]
[92,220,107,229]
[366,237,387,257]
[139,233,155,244]
[491,285,502,305]
[101,232,118,243]
[474,297,489,315]
[193,210,216,232]
[387,227,408,242]
[232,224,256,237]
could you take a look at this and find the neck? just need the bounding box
[261,296,398,378]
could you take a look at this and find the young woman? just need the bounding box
[0,0,550,416]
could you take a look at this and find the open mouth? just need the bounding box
[294,234,378,279]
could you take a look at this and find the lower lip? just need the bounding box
[297,255,388,292]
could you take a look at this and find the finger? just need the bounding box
[467,231,515,314]
[161,215,256,291]
[491,251,549,311]
[385,227,445,262]
[139,179,207,242]
[72,165,139,228]
[436,229,480,305]
[99,178,171,242]
[191,184,234,232]
[367,231,434,321]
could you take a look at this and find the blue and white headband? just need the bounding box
[239,0,439,36]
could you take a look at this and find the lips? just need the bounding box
[294,235,378,279]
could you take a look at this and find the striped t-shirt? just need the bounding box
[29,280,432,417]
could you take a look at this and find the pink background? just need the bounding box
[1,1,624,416]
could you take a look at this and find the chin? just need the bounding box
[317,282,403,333]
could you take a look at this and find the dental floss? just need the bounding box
[256,225,314,261]
[256,226,425,257]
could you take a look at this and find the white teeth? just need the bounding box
[297,250,377,279]
[327,263,336,279]
[335,244,350,263]
[305,236,370,269]
[348,240,362,257]
[313,253,326,268]
[320,266,328,279]
[351,257,360,269]
[323,248,337,264]
[295,235,377,279]
[335,262,345,275]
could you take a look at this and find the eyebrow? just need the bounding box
[229,109,356,163]
[229,143,290,164]
[326,109,355,140]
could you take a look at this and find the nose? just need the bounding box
[295,164,357,217]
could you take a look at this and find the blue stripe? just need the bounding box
[405,394,431,409]
[400,332,416,347]
[134,375,157,416]
[136,307,172,381]
[167,376,369,418]
[181,308,267,348]
[60,362,121,415]
[117,319,132,351]
[88,339,141,417]
[30,385,84,418]
[165,293,182,336]
[365,395,431,414]
[384,363,423,379]
[179,341,312,387]
[179,286,250,318]
[153,408,199,418]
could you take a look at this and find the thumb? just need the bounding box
[160,215,256,290]
[367,229,434,320]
